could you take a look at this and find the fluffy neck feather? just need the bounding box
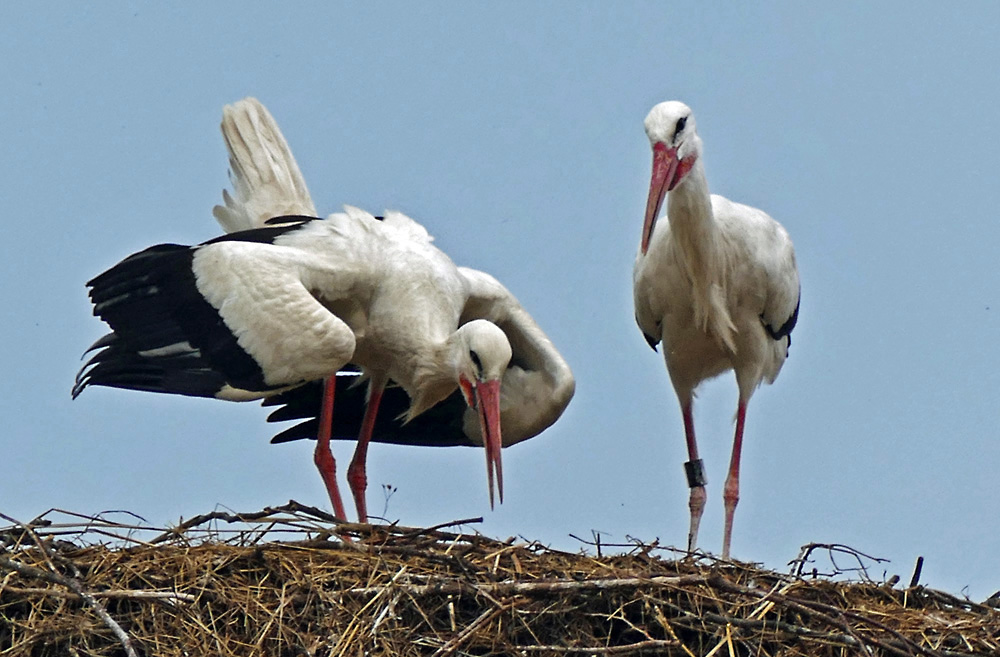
[667,160,737,352]
[405,336,463,422]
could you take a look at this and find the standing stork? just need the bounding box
[74,98,575,523]
[633,101,800,559]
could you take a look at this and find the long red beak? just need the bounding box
[474,379,504,509]
[641,143,679,255]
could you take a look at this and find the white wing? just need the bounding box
[191,239,358,388]
[76,220,373,403]
[459,267,575,445]
[213,97,317,233]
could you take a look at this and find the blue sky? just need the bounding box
[2,3,998,599]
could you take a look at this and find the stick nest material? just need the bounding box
[1,502,997,656]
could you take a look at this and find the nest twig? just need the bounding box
[1,502,996,656]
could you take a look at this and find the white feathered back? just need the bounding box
[382,210,433,243]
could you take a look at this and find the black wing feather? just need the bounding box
[264,370,473,448]
[762,290,801,347]
[75,219,322,399]
[208,215,318,241]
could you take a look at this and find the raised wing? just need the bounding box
[213,97,317,233]
[459,267,575,445]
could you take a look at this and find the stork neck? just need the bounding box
[666,159,713,234]
[665,159,725,293]
[405,337,463,421]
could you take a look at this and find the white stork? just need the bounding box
[74,98,575,523]
[633,101,800,559]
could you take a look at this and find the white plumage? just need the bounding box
[213,97,317,232]
[633,101,800,559]
[76,98,575,523]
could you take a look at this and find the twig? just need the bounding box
[2,586,197,602]
[910,556,925,588]
[921,587,995,614]
[149,502,338,544]
[515,640,680,654]
[398,516,483,539]
[348,573,708,597]
[789,542,888,579]
[431,600,517,656]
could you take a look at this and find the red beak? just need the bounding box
[474,379,504,508]
[641,143,679,255]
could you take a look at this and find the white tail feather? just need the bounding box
[213,97,317,233]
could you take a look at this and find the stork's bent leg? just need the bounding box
[314,376,347,521]
[347,376,386,523]
[681,401,707,553]
[722,400,747,560]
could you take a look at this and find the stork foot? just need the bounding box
[313,441,347,521]
[721,399,747,560]
[687,484,706,553]
[722,474,739,560]
[314,375,348,522]
[346,378,384,524]
[347,460,368,522]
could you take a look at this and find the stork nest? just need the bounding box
[1,503,996,656]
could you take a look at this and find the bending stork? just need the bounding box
[633,101,800,559]
[74,98,574,523]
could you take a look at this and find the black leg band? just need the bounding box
[685,459,707,488]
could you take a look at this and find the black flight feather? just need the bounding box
[75,219,322,399]
[263,370,473,448]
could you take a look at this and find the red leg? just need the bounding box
[681,400,707,553]
[313,376,347,521]
[347,377,386,523]
[722,400,747,560]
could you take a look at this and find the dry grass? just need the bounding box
[1,503,997,656]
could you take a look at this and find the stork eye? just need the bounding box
[674,116,687,138]
[470,350,483,375]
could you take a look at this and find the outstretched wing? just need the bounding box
[74,221,359,402]
[459,267,575,445]
[213,97,317,233]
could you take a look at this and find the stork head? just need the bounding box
[453,319,512,509]
[641,101,702,254]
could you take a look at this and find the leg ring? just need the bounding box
[684,459,707,488]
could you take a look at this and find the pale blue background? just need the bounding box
[2,3,997,599]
